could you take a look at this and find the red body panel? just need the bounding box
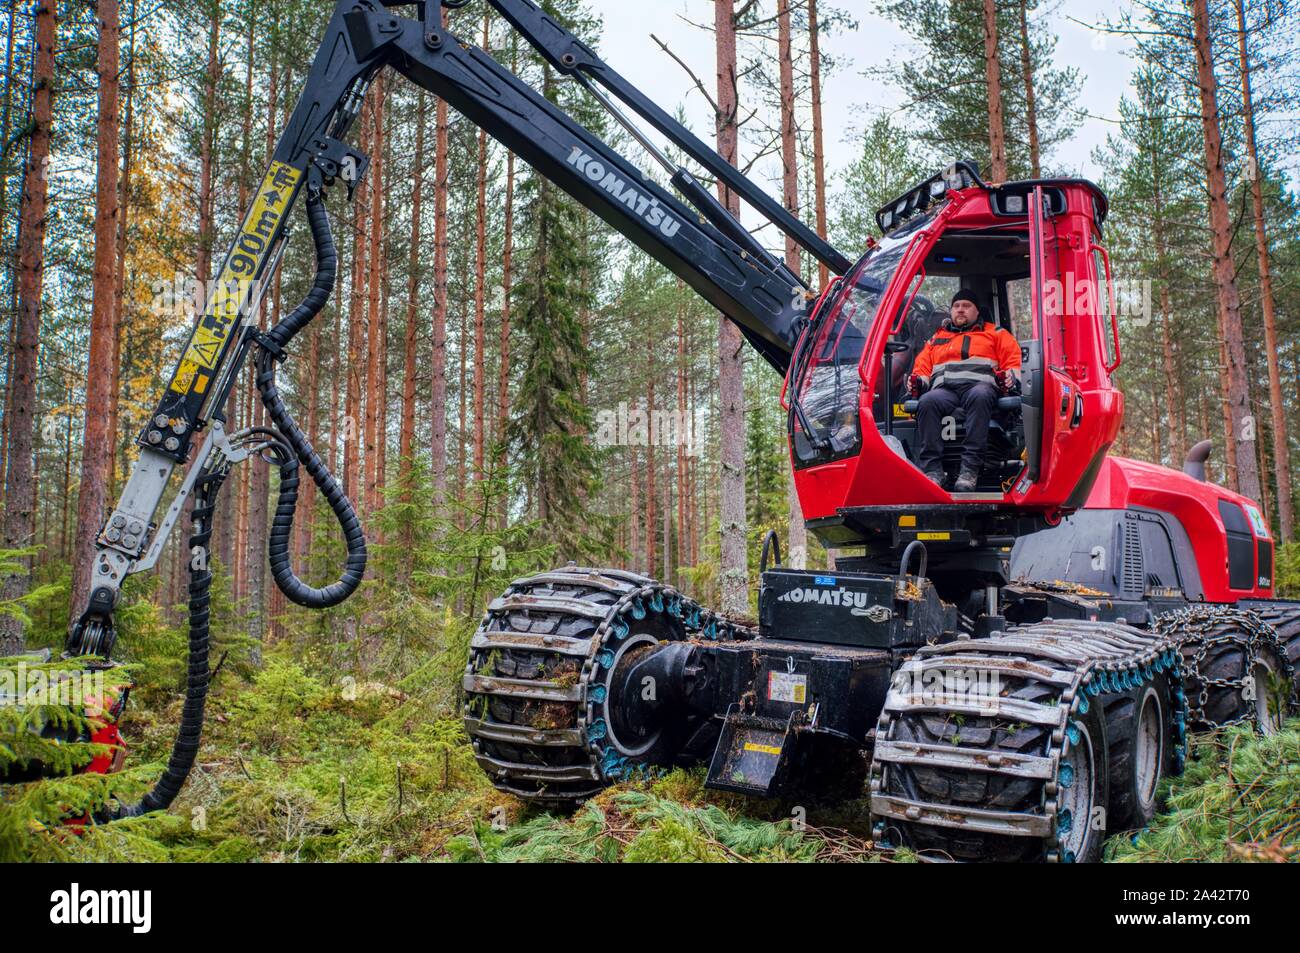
[1085,455,1273,601]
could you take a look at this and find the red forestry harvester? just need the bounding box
[13,1,1294,862]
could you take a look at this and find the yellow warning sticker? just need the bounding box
[169,161,302,395]
[917,531,951,541]
[767,670,807,704]
[898,515,917,527]
[743,742,783,757]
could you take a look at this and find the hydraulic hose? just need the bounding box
[254,185,367,609]
[98,466,224,820]
[98,184,364,821]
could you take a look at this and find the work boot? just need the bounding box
[924,469,945,487]
[954,468,980,492]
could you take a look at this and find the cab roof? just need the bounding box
[876,160,1109,235]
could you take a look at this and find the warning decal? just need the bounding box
[168,161,301,397]
[767,670,807,704]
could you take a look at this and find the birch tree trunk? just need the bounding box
[715,0,749,616]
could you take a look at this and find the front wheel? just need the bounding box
[463,567,739,806]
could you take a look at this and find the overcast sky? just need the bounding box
[580,0,1140,227]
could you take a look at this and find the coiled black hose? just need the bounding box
[98,466,224,820]
[254,187,367,609]
[98,186,364,821]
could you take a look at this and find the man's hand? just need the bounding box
[908,375,926,399]
[995,369,1019,395]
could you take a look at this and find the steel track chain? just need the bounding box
[870,619,1186,862]
[462,566,752,803]
[1154,604,1296,730]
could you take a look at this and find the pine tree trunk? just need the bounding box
[629,444,641,571]
[195,7,219,300]
[70,0,122,622]
[400,92,425,491]
[344,92,369,505]
[430,68,450,502]
[472,11,490,481]
[299,49,322,573]
[807,0,830,287]
[1191,0,1259,503]
[715,0,749,617]
[458,244,469,522]
[221,12,255,578]
[676,301,688,581]
[496,146,515,526]
[1235,0,1292,539]
[0,9,18,507]
[646,344,657,574]
[108,0,135,497]
[1150,153,1185,466]
[495,36,519,527]
[167,3,222,621]
[365,77,385,516]
[981,0,1007,181]
[1016,0,1041,177]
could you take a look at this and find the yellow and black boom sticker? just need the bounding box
[168,161,302,398]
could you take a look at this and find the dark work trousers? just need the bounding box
[915,380,998,475]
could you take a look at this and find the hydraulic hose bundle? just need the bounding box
[98,464,224,820]
[101,185,364,820]
[254,188,367,610]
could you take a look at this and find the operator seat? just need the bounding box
[899,393,1025,490]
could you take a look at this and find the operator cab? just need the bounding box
[878,231,1032,494]
[786,162,1122,548]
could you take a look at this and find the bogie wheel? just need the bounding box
[870,620,1184,863]
[1250,650,1288,735]
[1240,602,1300,701]
[1102,675,1175,832]
[1056,704,1108,864]
[874,650,1110,862]
[463,567,740,807]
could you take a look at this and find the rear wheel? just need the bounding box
[1103,679,1171,831]
[1157,606,1294,734]
[1240,602,1300,701]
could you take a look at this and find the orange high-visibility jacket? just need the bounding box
[912,320,1021,390]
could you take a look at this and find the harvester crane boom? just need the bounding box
[69,0,848,661]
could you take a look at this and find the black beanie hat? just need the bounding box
[951,289,980,309]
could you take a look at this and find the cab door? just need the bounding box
[1017,185,1056,489]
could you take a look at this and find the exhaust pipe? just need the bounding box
[1183,439,1213,482]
